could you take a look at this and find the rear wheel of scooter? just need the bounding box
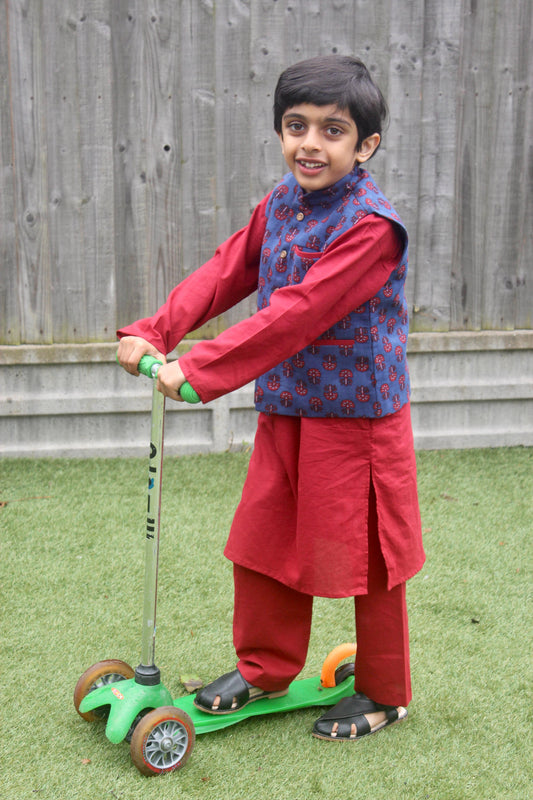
[320,643,357,688]
[74,659,135,722]
[334,661,356,685]
[130,706,195,775]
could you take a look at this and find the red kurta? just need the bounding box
[118,200,424,595]
[225,407,423,597]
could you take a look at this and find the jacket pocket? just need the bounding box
[292,246,322,273]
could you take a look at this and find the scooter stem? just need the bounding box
[136,365,165,685]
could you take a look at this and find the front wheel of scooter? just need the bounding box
[74,659,135,722]
[130,706,195,776]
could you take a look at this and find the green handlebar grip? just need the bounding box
[179,381,201,404]
[137,354,163,378]
[136,354,201,403]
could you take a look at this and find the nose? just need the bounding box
[301,126,320,152]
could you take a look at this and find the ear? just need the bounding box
[355,133,381,164]
[277,130,285,157]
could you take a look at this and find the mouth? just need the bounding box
[297,159,327,171]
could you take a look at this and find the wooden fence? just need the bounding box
[1,0,531,344]
[1,0,532,456]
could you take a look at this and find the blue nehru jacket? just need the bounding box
[254,167,410,418]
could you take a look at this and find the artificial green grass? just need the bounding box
[1,447,531,799]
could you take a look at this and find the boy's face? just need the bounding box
[278,103,379,192]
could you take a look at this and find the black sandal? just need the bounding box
[312,692,407,741]
[193,669,289,715]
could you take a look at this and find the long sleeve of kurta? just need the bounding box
[118,204,402,404]
[117,195,270,353]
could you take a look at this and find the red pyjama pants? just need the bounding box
[232,486,412,707]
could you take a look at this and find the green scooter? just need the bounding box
[74,356,356,776]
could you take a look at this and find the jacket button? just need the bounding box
[296,212,304,221]
[280,249,287,258]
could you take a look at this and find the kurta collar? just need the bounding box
[293,166,366,209]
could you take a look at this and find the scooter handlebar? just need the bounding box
[136,355,201,403]
[137,354,163,378]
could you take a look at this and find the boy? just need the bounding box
[118,55,424,741]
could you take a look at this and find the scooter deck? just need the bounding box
[173,674,354,734]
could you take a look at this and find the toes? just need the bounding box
[328,721,362,739]
[211,693,239,711]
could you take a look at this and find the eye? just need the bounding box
[286,120,305,133]
[326,126,344,137]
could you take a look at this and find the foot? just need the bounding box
[193,669,289,715]
[312,692,407,741]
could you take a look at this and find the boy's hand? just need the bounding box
[155,360,187,402]
[117,336,166,375]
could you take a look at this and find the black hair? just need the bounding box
[273,55,388,152]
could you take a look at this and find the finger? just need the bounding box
[117,346,139,375]
[156,375,184,401]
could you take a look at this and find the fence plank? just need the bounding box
[140,1,183,311]
[412,0,462,332]
[319,0,354,58]
[8,0,51,343]
[515,0,533,330]
[384,1,425,314]
[76,1,116,341]
[0,0,19,343]
[249,0,285,204]
[178,0,217,284]
[110,0,148,330]
[214,0,256,330]
[480,1,533,330]
[347,0,392,197]
[43,4,89,341]
[284,0,322,62]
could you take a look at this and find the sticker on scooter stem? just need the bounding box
[147,516,155,538]
[147,441,158,538]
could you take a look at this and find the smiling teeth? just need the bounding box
[299,160,325,169]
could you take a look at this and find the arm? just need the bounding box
[178,215,404,402]
[117,195,269,355]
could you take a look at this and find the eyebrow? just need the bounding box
[282,112,353,127]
